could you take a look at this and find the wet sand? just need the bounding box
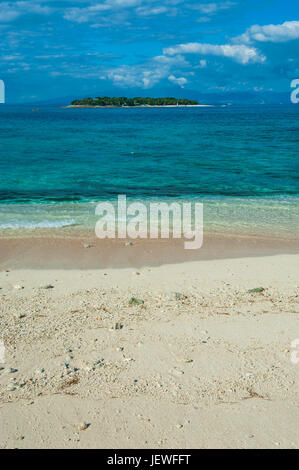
[0,233,297,269]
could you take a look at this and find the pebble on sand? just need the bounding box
[129,297,144,306]
[248,287,265,293]
[77,422,88,432]
[170,369,184,377]
[166,292,188,301]
[14,313,26,319]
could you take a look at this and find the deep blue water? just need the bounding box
[0,104,298,235]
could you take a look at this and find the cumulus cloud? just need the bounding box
[168,74,187,87]
[106,64,166,87]
[196,16,211,23]
[0,1,52,23]
[190,2,236,14]
[64,0,141,23]
[1,54,24,60]
[63,3,113,23]
[234,21,299,44]
[104,53,188,88]
[136,6,175,17]
[153,54,188,65]
[0,8,20,23]
[163,42,265,64]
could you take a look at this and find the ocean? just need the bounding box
[0,104,298,237]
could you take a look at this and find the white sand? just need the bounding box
[0,254,298,448]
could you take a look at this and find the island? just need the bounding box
[66,96,206,108]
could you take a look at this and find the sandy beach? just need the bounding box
[0,238,298,449]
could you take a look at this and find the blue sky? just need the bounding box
[0,0,298,102]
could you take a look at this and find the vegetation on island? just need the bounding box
[71,96,199,107]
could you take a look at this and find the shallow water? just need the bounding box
[0,104,298,237]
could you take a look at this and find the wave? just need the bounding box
[0,219,77,230]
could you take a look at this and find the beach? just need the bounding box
[0,239,298,449]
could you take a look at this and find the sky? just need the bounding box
[0,0,298,102]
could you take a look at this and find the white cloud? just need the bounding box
[168,74,187,87]
[0,2,52,23]
[0,7,20,23]
[197,17,211,23]
[1,54,24,60]
[109,0,141,6]
[153,54,188,65]
[64,3,112,23]
[107,68,146,87]
[163,42,265,64]
[136,6,173,17]
[234,21,299,44]
[105,53,188,88]
[64,0,141,23]
[106,62,169,87]
[189,2,236,14]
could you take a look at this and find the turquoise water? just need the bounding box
[0,104,298,236]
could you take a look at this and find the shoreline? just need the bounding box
[63,104,214,109]
[0,233,297,269]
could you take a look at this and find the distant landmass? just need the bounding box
[69,96,199,107]
[7,87,292,106]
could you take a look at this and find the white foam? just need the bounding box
[0,219,77,230]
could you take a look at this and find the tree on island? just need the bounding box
[71,96,199,107]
